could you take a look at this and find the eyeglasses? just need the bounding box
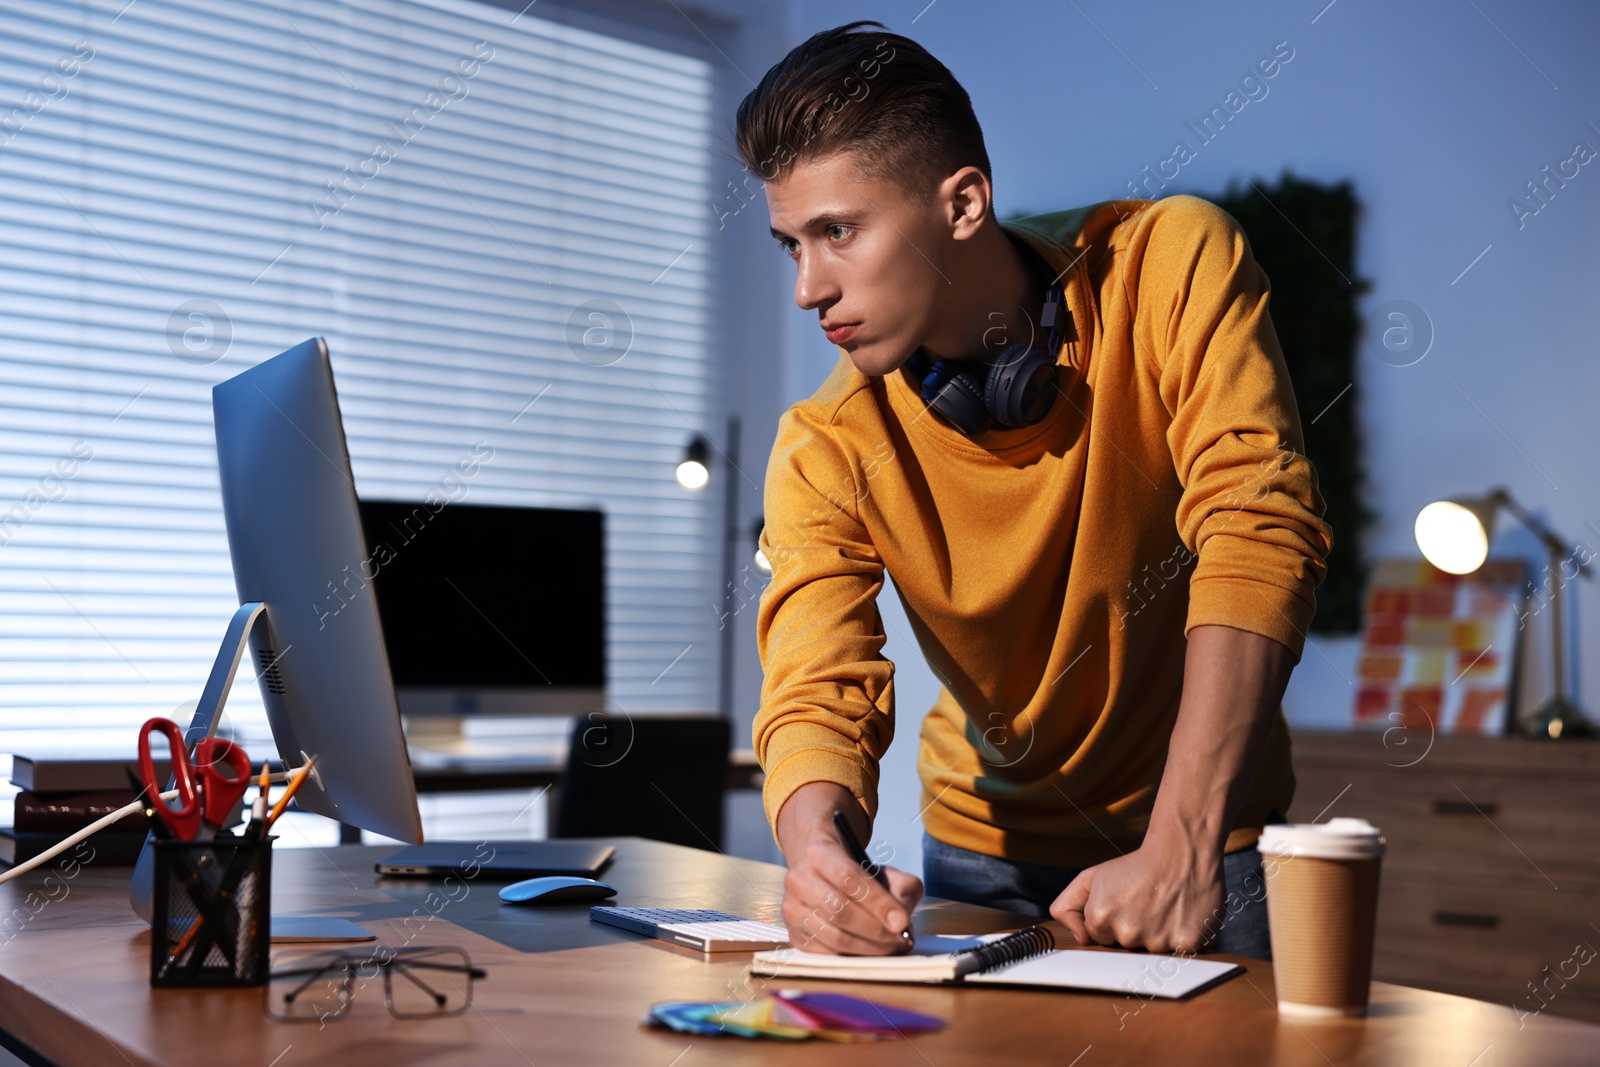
[265,946,485,1023]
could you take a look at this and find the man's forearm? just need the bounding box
[1144,623,1296,861]
[775,780,864,863]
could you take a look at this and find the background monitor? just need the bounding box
[357,501,607,740]
[212,337,424,845]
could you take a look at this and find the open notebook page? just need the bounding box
[963,950,1241,997]
[750,934,1241,998]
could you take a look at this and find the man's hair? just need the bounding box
[734,20,991,204]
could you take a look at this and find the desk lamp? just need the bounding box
[1414,488,1594,739]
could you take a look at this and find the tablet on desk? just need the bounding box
[376,841,615,879]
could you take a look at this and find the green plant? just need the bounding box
[1210,170,1372,634]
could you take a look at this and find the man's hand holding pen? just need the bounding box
[774,781,923,956]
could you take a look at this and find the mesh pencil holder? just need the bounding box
[150,835,273,987]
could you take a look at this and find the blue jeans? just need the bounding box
[922,832,1273,960]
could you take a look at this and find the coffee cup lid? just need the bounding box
[1258,818,1386,859]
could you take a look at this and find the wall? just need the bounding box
[734,0,1600,876]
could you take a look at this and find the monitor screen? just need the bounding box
[358,501,605,717]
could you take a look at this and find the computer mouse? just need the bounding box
[499,876,618,905]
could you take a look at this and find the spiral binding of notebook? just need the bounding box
[956,925,1057,978]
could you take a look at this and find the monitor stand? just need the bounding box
[129,601,375,943]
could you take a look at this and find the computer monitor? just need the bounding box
[208,337,424,843]
[356,500,606,747]
[131,337,423,926]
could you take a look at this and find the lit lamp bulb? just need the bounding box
[675,459,709,490]
[674,436,711,491]
[1412,488,1594,740]
[1413,500,1492,575]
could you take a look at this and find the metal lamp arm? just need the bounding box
[1491,488,1590,578]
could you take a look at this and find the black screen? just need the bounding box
[358,500,604,689]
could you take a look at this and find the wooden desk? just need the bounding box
[0,839,1596,1066]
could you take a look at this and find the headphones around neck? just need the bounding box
[903,275,1069,439]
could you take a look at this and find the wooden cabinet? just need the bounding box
[1287,729,1600,1025]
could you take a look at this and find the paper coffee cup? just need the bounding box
[1258,818,1385,1017]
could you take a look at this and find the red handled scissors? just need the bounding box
[137,717,252,841]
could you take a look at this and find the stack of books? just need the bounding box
[0,753,168,867]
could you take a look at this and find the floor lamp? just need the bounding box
[675,414,741,720]
[1414,487,1594,738]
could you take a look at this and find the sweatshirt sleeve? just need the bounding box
[753,405,895,839]
[1129,195,1334,659]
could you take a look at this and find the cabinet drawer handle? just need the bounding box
[1432,799,1497,817]
[1432,910,1500,929]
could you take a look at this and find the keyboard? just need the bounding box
[589,906,790,952]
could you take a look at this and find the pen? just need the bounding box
[832,809,915,949]
[131,769,234,977]
[253,761,270,821]
[238,761,271,842]
[175,760,283,977]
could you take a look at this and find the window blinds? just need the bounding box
[0,0,720,752]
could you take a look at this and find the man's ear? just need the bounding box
[943,166,993,241]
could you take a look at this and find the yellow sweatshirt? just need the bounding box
[754,194,1333,867]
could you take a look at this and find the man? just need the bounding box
[743,21,1332,959]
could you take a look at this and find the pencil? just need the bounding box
[166,911,204,967]
[266,756,317,828]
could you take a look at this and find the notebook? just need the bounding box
[750,926,1243,999]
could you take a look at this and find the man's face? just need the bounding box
[766,152,949,377]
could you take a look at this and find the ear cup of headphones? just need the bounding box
[924,365,992,437]
[983,342,1059,429]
